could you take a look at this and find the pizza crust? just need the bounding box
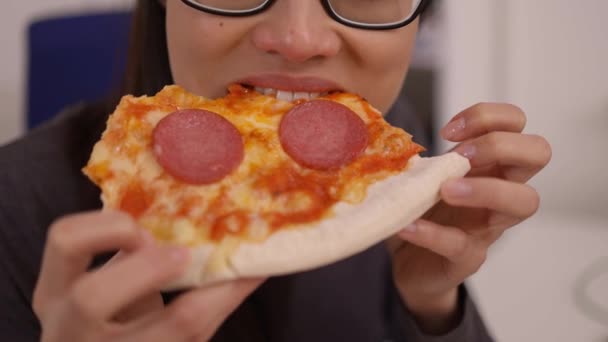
[164,152,470,290]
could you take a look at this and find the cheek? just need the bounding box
[348,25,417,113]
[166,3,248,97]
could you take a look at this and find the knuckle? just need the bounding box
[470,103,493,130]
[470,103,527,132]
[471,102,492,113]
[446,233,469,260]
[47,220,78,259]
[32,289,47,319]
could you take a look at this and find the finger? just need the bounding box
[397,219,471,262]
[386,235,404,257]
[103,236,165,323]
[441,103,527,141]
[35,211,144,307]
[70,244,190,320]
[103,230,157,267]
[114,292,164,323]
[131,278,265,342]
[452,132,552,182]
[441,178,540,220]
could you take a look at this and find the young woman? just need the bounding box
[0,0,551,341]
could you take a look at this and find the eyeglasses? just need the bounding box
[180,0,429,30]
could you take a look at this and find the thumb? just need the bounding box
[129,277,266,342]
[189,278,266,340]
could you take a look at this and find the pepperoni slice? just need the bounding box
[279,100,369,170]
[152,109,244,184]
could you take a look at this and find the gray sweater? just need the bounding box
[0,101,494,341]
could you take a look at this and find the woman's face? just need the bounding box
[165,0,418,114]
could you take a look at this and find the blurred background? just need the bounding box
[1,0,607,340]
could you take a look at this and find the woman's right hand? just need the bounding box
[32,210,264,342]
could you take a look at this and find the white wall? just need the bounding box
[0,0,133,145]
[505,0,608,218]
[439,0,608,218]
[439,1,608,341]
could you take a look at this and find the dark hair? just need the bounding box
[122,0,172,97]
[120,0,435,98]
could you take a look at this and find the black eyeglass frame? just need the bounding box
[180,0,430,30]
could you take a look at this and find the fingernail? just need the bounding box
[442,117,466,140]
[444,179,473,197]
[454,144,476,159]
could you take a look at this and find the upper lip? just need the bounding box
[235,74,344,93]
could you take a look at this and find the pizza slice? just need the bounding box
[83,84,470,289]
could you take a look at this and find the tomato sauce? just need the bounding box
[102,85,424,242]
[257,165,336,231]
[205,107,424,241]
[120,181,154,218]
[211,211,250,240]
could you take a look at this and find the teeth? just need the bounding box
[253,87,324,101]
[293,92,310,101]
[276,90,294,102]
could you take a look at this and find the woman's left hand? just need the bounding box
[388,103,552,333]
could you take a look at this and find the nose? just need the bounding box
[251,1,341,63]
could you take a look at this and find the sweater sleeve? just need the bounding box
[0,260,41,341]
[390,284,495,342]
[0,104,106,342]
[0,201,43,342]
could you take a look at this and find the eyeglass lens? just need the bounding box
[188,0,422,24]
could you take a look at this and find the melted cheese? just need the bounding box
[83,85,423,245]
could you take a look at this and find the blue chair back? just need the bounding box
[26,11,132,129]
